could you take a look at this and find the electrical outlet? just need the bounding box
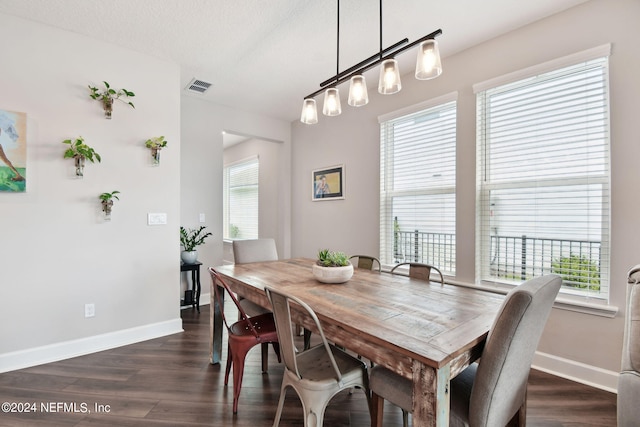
[199,213,206,223]
[85,303,95,318]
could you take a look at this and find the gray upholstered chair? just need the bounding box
[349,254,382,272]
[265,286,371,427]
[232,238,278,265]
[232,238,279,371]
[390,262,444,285]
[370,274,561,427]
[618,265,640,426]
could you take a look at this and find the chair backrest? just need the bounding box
[390,262,444,285]
[349,255,381,272]
[469,274,561,427]
[618,265,640,425]
[265,287,343,382]
[232,238,278,264]
[208,268,257,335]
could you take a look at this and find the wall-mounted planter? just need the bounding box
[145,136,167,166]
[89,81,135,119]
[99,191,120,221]
[74,155,85,177]
[62,137,100,178]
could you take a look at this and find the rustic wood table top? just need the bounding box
[210,258,504,427]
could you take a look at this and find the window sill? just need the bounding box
[442,278,618,318]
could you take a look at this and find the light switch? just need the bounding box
[199,213,206,223]
[148,213,167,225]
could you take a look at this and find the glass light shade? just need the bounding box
[300,98,318,124]
[322,88,342,116]
[415,39,442,80]
[378,59,402,94]
[348,75,369,107]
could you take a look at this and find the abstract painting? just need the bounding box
[0,109,26,192]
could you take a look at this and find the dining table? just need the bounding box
[209,258,504,427]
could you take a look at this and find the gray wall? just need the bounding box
[290,0,639,391]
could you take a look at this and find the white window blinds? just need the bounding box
[223,157,259,240]
[380,97,457,273]
[476,51,610,300]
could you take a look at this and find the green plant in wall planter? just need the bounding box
[99,191,120,221]
[88,81,135,119]
[62,136,101,178]
[145,136,167,166]
[312,249,354,283]
[180,226,212,264]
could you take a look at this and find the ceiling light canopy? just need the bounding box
[300,0,443,125]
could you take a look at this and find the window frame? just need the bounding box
[379,93,458,273]
[474,45,611,302]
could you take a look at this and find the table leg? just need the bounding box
[209,283,224,365]
[195,266,201,312]
[412,360,451,427]
[191,270,197,309]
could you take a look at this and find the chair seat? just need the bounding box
[229,312,279,340]
[295,345,367,389]
[369,364,412,411]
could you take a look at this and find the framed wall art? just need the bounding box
[0,109,26,192]
[312,164,344,201]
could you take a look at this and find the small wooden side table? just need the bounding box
[180,261,202,312]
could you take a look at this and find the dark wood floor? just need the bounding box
[0,303,617,426]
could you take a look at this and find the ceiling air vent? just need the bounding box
[185,78,212,94]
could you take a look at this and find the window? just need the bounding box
[379,95,457,273]
[223,157,259,240]
[476,46,610,300]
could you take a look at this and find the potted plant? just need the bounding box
[62,136,101,178]
[144,136,167,166]
[180,225,212,264]
[88,81,135,119]
[312,249,354,283]
[99,190,120,220]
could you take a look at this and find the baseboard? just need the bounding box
[0,317,183,373]
[533,351,619,393]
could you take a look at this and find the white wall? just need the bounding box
[0,14,182,370]
[291,0,640,391]
[223,138,284,251]
[180,97,292,270]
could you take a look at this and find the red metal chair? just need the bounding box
[209,268,281,413]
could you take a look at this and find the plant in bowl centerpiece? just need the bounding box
[88,80,135,119]
[312,249,354,284]
[180,226,212,264]
[145,136,167,166]
[62,136,101,178]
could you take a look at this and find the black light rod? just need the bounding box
[304,28,442,100]
[319,38,409,88]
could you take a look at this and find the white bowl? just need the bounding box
[312,262,354,284]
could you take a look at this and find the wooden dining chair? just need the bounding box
[390,262,444,285]
[369,274,561,427]
[209,268,281,414]
[349,254,382,272]
[265,286,371,427]
[232,238,279,371]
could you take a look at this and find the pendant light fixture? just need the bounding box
[322,0,342,117]
[300,98,318,124]
[415,39,442,80]
[300,0,443,124]
[348,75,369,106]
[323,87,342,116]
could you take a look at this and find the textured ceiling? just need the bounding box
[0,0,588,122]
